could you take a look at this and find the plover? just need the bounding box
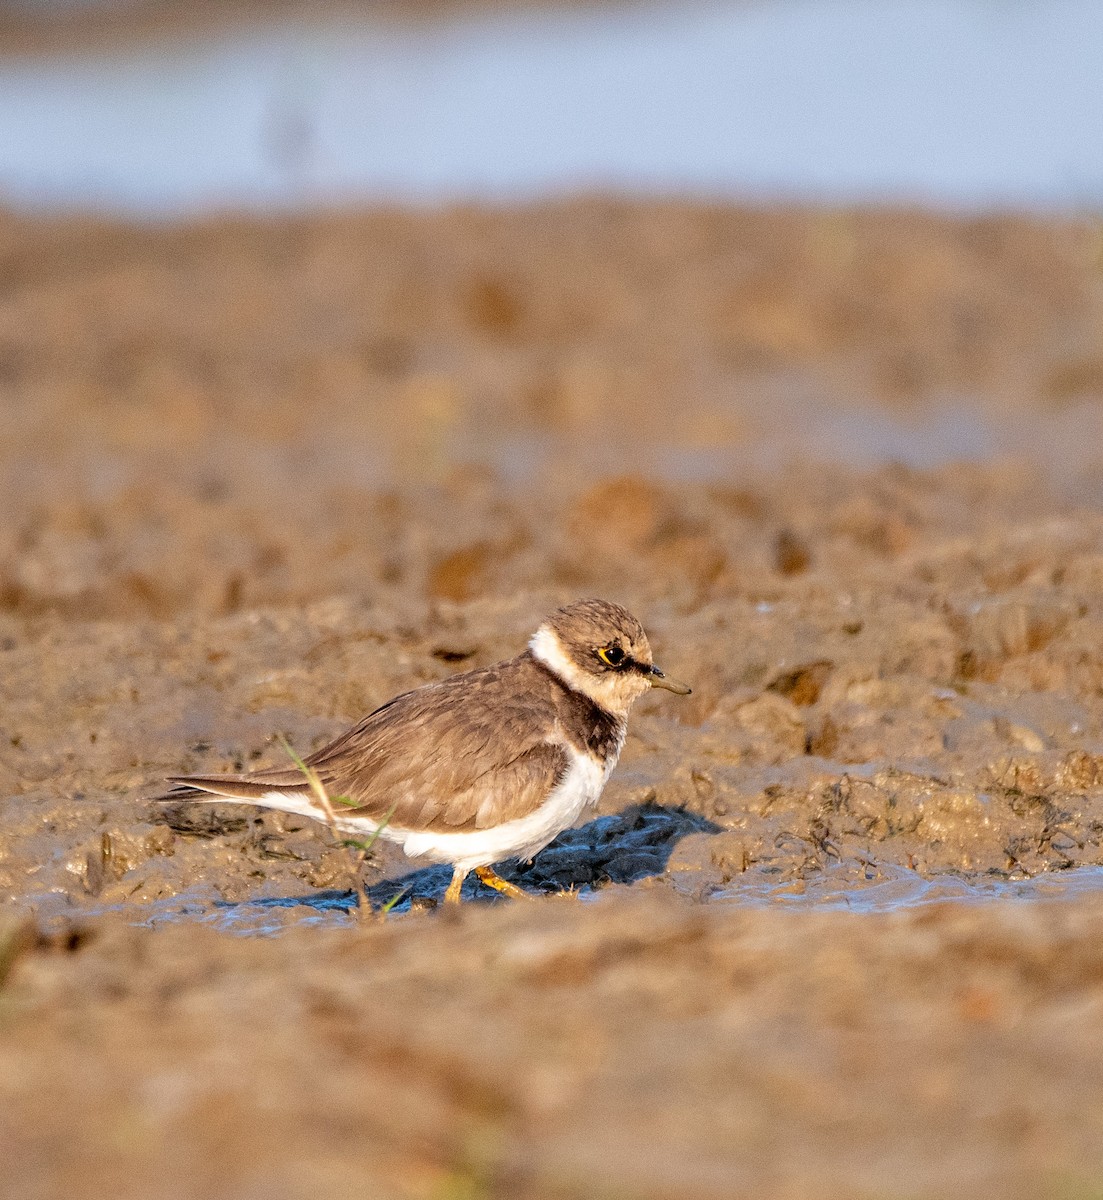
[160,598,691,903]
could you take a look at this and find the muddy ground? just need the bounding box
[4,201,1103,1197]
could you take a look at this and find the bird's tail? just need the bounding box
[154,768,313,806]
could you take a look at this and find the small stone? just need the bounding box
[1004,723,1046,754]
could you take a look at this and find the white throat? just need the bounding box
[529,622,648,717]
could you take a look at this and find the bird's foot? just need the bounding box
[474,866,531,900]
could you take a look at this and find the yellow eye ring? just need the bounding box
[598,646,625,668]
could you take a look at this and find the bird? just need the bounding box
[158,598,691,904]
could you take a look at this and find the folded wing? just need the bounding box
[163,657,569,832]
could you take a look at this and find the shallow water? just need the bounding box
[504,397,1103,482]
[724,861,1103,912]
[46,859,1103,937]
[3,0,1103,213]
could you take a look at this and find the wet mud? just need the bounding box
[4,200,1103,1197]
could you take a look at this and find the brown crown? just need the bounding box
[544,599,651,673]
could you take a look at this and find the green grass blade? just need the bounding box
[380,888,408,915]
[357,801,399,855]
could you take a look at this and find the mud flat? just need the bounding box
[4,201,1103,1197]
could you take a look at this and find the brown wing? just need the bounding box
[166,655,569,832]
[308,656,569,830]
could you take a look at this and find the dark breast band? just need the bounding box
[527,653,626,762]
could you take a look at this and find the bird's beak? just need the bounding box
[648,664,692,695]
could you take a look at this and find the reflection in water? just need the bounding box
[1,0,1102,213]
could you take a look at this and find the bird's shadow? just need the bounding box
[224,801,720,917]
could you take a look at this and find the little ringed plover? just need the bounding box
[159,598,691,903]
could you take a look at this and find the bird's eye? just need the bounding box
[598,645,625,668]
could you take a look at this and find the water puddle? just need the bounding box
[61,861,1103,936]
[2,0,1103,214]
[32,810,1103,935]
[714,860,1103,913]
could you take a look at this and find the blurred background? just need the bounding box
[1,0,1102,616]
[2,0,1103,211]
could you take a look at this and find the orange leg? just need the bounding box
[444,866,468,904]
[474,865,531,900]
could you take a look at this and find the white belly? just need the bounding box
[398,744,611,870]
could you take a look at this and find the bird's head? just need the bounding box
[529,598,691,716]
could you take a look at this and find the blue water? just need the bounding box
[1,0,1102,214]
[27,862,1103,937]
